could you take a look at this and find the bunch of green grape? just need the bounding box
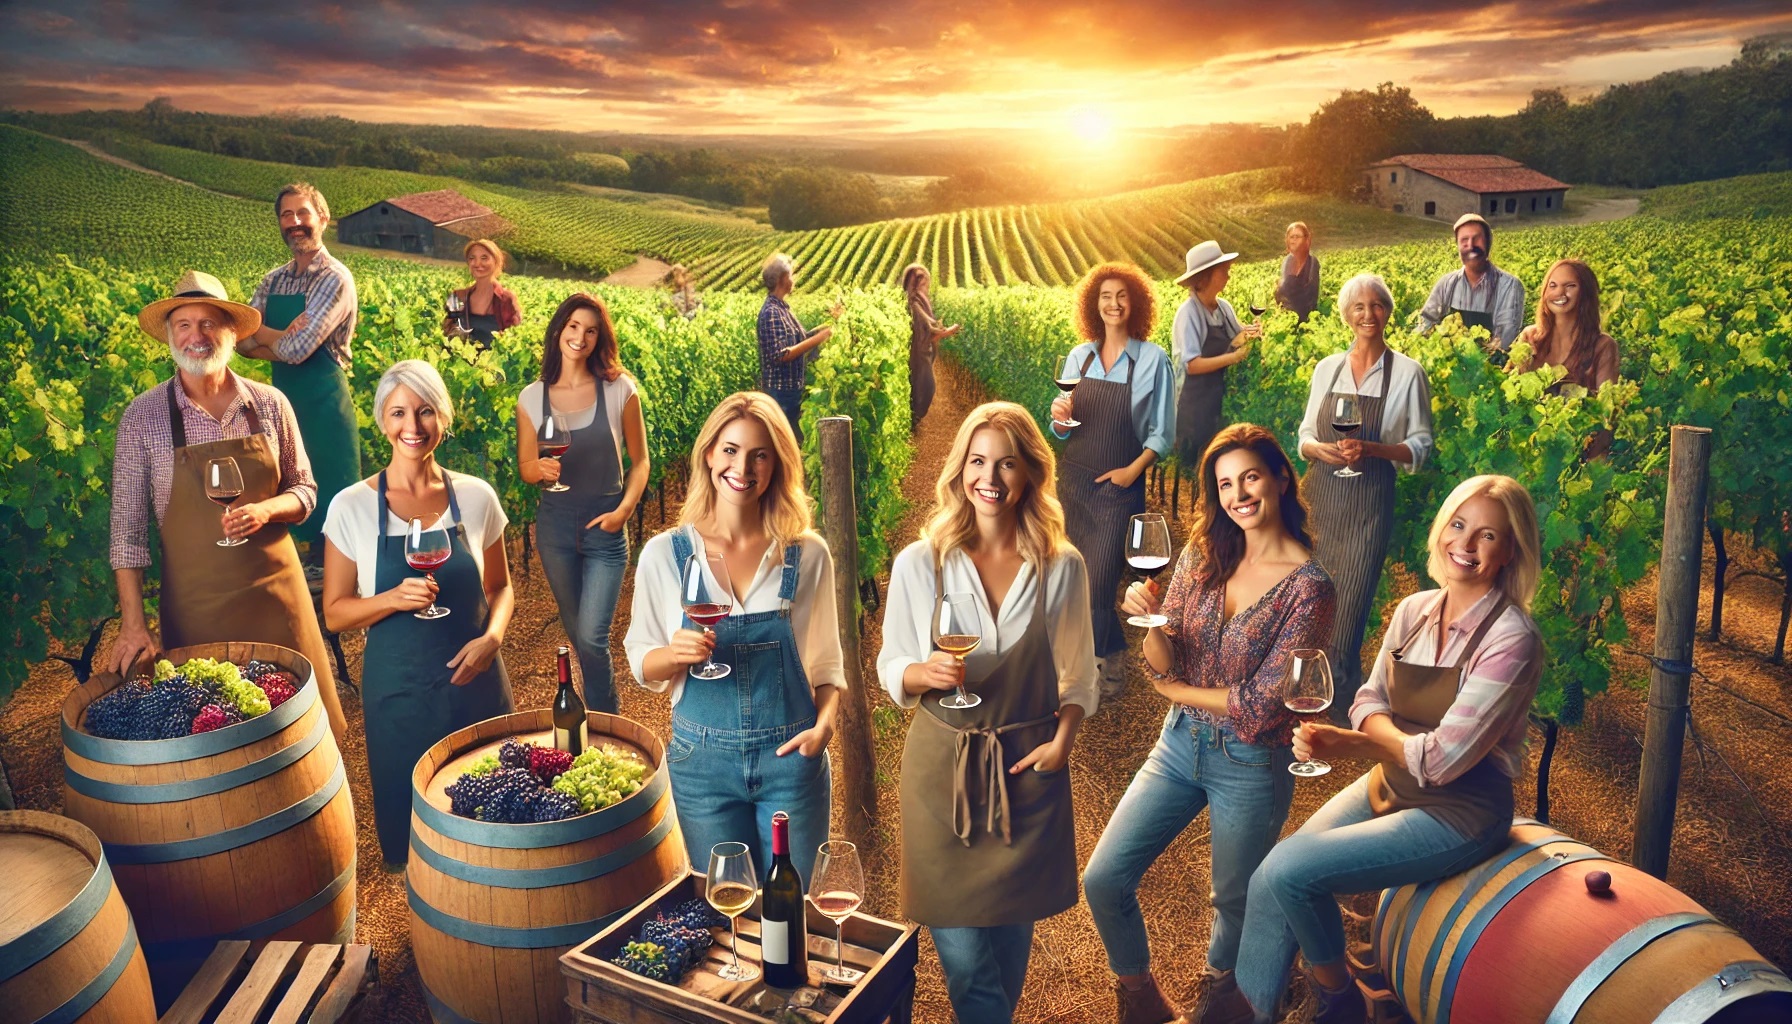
[464,753,500,777]
[551,744,649,812]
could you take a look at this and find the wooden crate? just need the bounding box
[560,871,918,1024]
[157,940,377,1024]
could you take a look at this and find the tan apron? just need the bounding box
[899,557,1077,928]
[1366,594,1513,838]
[157,379,346,740]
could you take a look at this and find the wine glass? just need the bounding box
[706,842,760,982]
[1283,648,1334,777]
[1124,514,1171,628]
[538,412,572,493]
[682,552,735,680]
[1330,393,1364,478]
[1051,374,1082,429]
[935,592,983,710]
[444,291,470,338]
[405,515,452,620]
[205,457,246,548]
[811,840,866,984]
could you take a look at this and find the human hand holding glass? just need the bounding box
[706,842,760,982]
[681,552,735,680]
[1330,394,1364,478]
[1125,514,1171,628]
[935,592,983,710]
[811,840,865,984]
[537,413,572,493]
[405,516,452,620]
[1284,648,1333,777]
[1051,375,1081,429]
[205,457,246,548]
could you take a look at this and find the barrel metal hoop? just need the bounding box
[61,678,317,765]
[1436,851,1609,1024]
[30,920,139,1024]
[419,973,485,1024]
[1544,912,1714,1024]
[406,878,626,949]
[411,763,667,849]
[137,858,357,964]
[1651,960,1792,1023]
[409,810,675,889]
[103,760,346,865]
[0,852,116,982]
[65,704,329,804]
[1390,835,1558,1005]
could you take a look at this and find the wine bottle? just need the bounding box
[760,810,808,988]
[552,646,587,756]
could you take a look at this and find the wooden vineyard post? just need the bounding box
[818,416,879,844]
[1633,425,1711,879]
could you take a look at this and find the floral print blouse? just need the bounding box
[1159,542,1337,747]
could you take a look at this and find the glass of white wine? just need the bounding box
[935,592,983,710]
[811,840,866,984]
[706,842,759,982]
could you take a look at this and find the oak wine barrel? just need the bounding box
[59,642,356,1006]
[0,810,157,1024]
[408,709,686,1024]
[1375,819,1792,1023]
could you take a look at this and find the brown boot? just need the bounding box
[1192,969,1255,1024]
[1116,975,1182,1024]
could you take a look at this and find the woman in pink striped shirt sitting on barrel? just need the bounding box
[1207,475,1544,1024]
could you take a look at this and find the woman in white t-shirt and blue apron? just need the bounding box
[518,293,651,714]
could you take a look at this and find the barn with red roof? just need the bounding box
[1365,154,1570,222]
[335,189,513,258]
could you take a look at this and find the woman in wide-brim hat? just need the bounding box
[1171,241,1260,479]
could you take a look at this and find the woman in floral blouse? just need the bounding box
[1083,423,1336,1024]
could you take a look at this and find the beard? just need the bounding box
[171,334,235,377]
[285,225,320,254]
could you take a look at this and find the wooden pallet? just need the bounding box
[157,940,377,1024]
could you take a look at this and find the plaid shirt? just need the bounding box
[756,294,811,392]
[110,374,317,570]
[249,245,358,366]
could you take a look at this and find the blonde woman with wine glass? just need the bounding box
[625,392,845,881]
[878,401,1096,1024]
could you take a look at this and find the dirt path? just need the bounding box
[1564,196,1642,225]
[600,255,675,288]
[56,137,239,199]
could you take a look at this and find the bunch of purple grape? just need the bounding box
[445,766,580,823]
[613,900,724,982]
[83,679,212,740]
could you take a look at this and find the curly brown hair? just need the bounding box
[1074,261,1157,343]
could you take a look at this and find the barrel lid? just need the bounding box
[0,812,99,945]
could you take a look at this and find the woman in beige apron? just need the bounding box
[878,402,1097,1024]
[1217,476,1546,1024]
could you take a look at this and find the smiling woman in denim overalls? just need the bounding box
[625,392,845,880]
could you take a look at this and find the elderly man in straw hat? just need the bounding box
[106,270,347,740]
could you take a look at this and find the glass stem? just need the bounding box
[730,916,742,970]
[837,918,847,972]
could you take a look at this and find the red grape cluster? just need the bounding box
[190,705,231,733]
[243,663,299,707]
[528,746,573,784]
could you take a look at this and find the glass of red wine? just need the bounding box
[1331,393,1364,478]
[538,412,572,493]
[406,515,452,620]
[1125,513,1171,627]
[681,551,734,679]
[205,457,247,548]
[935,592,983,709]
[1283,648,1333,777]
[1052,374,1082,429]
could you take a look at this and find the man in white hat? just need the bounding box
[1415,213,1525,351]
[107,270,347,740]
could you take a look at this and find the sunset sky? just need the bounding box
[4,1,1789,140]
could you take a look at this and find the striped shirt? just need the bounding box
[109,374,317,570]
[756,294,811,392]
[1351,588,1543,787]
[249,246,358,366]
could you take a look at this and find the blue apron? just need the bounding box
[362,469,513,864]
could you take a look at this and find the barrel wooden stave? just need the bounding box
[0,811,156,1024]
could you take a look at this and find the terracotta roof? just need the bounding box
[381,190,495,225]
[1371,154,1570,194]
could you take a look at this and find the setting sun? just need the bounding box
[1069,106,1118,148]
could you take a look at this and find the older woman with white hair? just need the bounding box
[322,358,515,870]
[1296,273,1434,719]
[755,252,842,443]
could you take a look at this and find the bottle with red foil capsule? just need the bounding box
[552,645,587,756]
[760,810,808,988]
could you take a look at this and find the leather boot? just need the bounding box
[1116,975,1181,1024]
[1192,969,1255,1024]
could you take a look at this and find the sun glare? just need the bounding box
[1069,107,1118,148]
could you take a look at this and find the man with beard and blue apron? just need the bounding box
[1416,213,1526,355]
[242,183,363,575]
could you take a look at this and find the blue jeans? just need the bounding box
[666,719,832,881]
[765,387,805,445]
[931,923,1034,1024]
[536,517,629,714]
[1084,710,1294,976]
[1233,773,1508,1022]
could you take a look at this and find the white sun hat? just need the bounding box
[1174,240,1239,285]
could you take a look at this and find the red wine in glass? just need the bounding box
[406,550,451,572]
[682,553,734,679]
[1052,377,1082,428]
[208,490,242,508]
[538,441,571,459]
[684,603,730,627]
[1283,649,1334,777]
[406,516,452,620]
[1286,696,1331,717]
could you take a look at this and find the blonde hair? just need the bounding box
[921,402,1069,569]
[1426,475,1541,611]
[463,238,506,275]
[1285,220,1310,239]
[679,392,813,550]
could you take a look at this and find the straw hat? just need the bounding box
[1174,240,1239,285]
[138,270,262,343]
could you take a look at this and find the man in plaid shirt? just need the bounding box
[755,253,842,443]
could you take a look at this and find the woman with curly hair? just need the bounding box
[878,401,1097,1024]
[1049,261,1175,699]
[1083,424,1335,1024]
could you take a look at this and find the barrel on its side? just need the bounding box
[0,810,157,1024]
[60,642,356,1004]
[408,710,686,1024]
[1375,819,1792,1024]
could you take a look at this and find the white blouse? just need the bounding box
[877,540,1099,715]
[624,528,847,706]
[517,376,639,468]
[321,472,510,599]
[1295,348,1435,473]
